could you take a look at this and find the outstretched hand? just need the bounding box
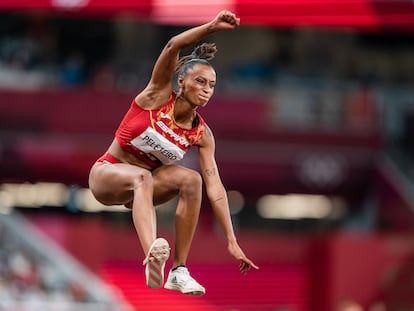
[228,240,259,275]
[211,10,241,31]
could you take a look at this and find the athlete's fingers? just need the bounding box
[239,258,259,274]
[218,10,240,26]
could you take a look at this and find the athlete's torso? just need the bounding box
[115,92,205,169]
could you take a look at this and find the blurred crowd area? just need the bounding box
[0,213,130,311]
[0,228,87,307]
[0,11,413,166]
[1,12,414,89]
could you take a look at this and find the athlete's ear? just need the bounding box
[177,75,184,88]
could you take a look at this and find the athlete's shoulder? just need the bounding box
[135,86,174,110]
[197,122,215,148]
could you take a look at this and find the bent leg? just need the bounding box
[89,162,156,256]
[152,165,203,268]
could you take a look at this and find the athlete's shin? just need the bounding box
[173,171,202,266]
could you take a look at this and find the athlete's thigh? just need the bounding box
[151,165,199,205]
[89,162,149,205]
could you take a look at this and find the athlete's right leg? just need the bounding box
[89,162,170,288]
[88,162,157,257]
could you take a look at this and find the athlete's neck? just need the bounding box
[173,95,197,129]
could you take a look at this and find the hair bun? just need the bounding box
[175,42,217,73]
[192,43,217,61]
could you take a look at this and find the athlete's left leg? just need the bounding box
[151,165,202,268]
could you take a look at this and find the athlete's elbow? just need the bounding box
[166,34,194,53]
[165,37,182,54]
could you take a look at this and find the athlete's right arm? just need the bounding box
[136,11,240,109]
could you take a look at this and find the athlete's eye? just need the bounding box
[195,77,215,89]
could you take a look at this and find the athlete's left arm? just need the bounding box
[198,125,259,274]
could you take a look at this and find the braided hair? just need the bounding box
[175,43,217,76]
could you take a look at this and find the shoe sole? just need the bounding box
[144,238,170,288]
[164,282,205,296]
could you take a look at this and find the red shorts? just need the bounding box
[96,153,122,164]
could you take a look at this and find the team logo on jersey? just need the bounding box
[155,121,190,147]
[160,112,172,120]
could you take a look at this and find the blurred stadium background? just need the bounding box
[0,1,414,310]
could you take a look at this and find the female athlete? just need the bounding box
[89,10,258,295]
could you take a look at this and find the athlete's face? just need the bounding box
[178,64,216,107]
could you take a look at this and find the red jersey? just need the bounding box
[115,92,205,169]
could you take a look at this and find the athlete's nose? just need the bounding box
[203,85,214,94]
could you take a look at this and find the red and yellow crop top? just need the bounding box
[115,92,205,169]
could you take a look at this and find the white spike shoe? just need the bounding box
[143,238,170,288]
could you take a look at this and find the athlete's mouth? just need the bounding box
[199,95,209,101]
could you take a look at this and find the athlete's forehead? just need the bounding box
[186,63,216,80]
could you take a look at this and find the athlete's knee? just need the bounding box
[180,170,202,195]
[131,169,153,190]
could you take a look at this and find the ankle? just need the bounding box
[172,264,186,271]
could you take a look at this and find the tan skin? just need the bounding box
[88,10,258,274]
